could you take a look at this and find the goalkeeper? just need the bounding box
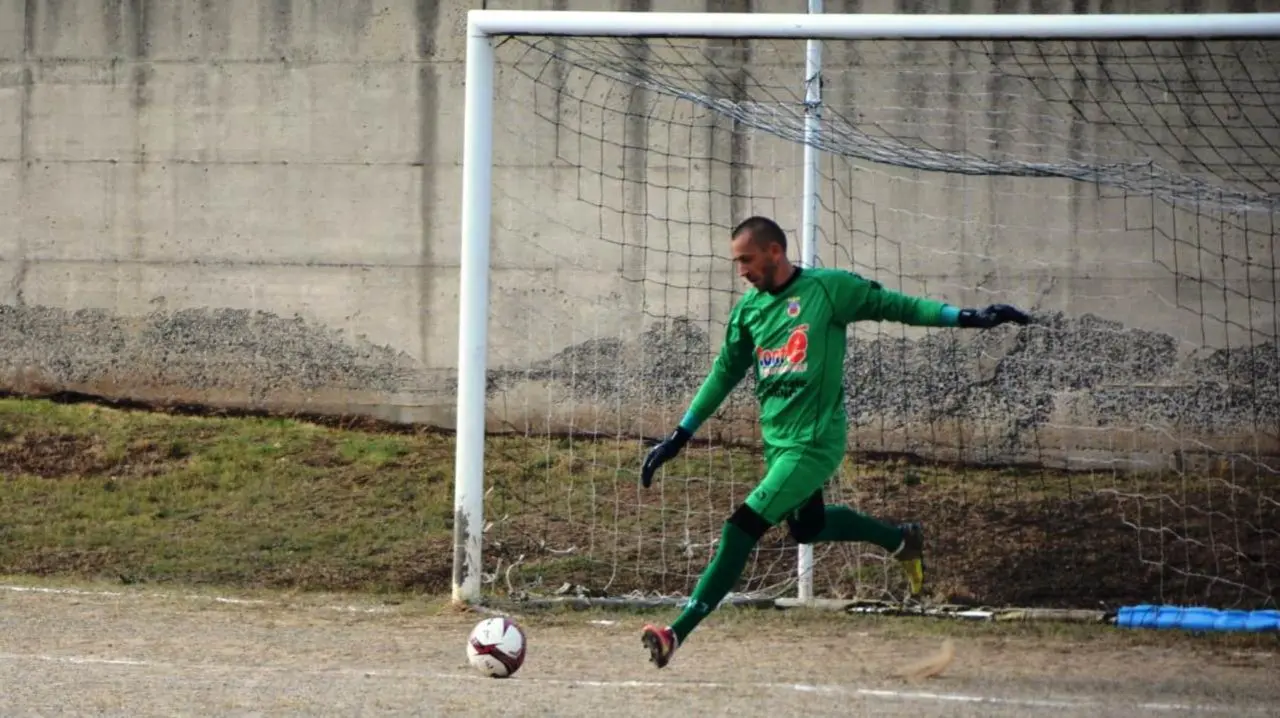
[639,216,1030,669]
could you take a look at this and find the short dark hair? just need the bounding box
[731,216,787,253]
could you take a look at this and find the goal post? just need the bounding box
[453,9,1280,608]
[796,0,825,607]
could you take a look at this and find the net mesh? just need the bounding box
[474,33,1280,610]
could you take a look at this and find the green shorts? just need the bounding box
[744,444,844,526]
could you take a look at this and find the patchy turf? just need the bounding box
[0,396,1276,611]
[0,397,455,593]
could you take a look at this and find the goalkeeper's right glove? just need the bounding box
[641,426,692,488]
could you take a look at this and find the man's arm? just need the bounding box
[827,270,1029,329]
[678,307,754,434]
[640,303,755,487]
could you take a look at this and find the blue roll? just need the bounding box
[1115,604,1280,632]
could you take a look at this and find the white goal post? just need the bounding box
[452,9,1280,606]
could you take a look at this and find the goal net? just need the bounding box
[460,15,1280,611]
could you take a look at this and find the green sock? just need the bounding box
[810,506,904,552]
[671,521,759,644]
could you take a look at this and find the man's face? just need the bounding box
[730,232,781,292]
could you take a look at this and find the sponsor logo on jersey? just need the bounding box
[759,378,804,400]
[755,324,809,377]
[786,296,801,318]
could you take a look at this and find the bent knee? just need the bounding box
[787,515,825,544]
[728,503,771,540]
[786,491,826,544]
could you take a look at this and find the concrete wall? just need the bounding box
[1,0,1277,470]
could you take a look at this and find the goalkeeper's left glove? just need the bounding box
[957,304,1031,329]
[640,426,691,488]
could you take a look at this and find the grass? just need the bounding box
[0,397,459,592]
[1,395,1276,613]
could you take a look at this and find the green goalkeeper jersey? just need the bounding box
[680,267,960,451]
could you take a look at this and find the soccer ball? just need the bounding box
[466,617,526,678]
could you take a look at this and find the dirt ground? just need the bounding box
[0,579,1275,717]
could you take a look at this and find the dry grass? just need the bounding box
[1,396,1276,612]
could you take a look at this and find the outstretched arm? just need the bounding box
[679,313,754,433]
[827,270,1030,328]
[641,304,755,487]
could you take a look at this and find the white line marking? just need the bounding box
[3,583,1274,714]
[0,652,1266,715]
[0,583,394,614]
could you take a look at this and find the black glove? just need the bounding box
[641,426,692,488]
[958,304,1031,329]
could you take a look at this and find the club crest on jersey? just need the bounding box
[756,324,809,377]
[786,297,801,318]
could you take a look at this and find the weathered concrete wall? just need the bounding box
[0,0,454,422]
[1,0,1277,471]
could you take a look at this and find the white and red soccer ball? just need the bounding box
[466,617,526,678]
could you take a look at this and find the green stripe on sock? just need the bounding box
[671,521,758,644]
